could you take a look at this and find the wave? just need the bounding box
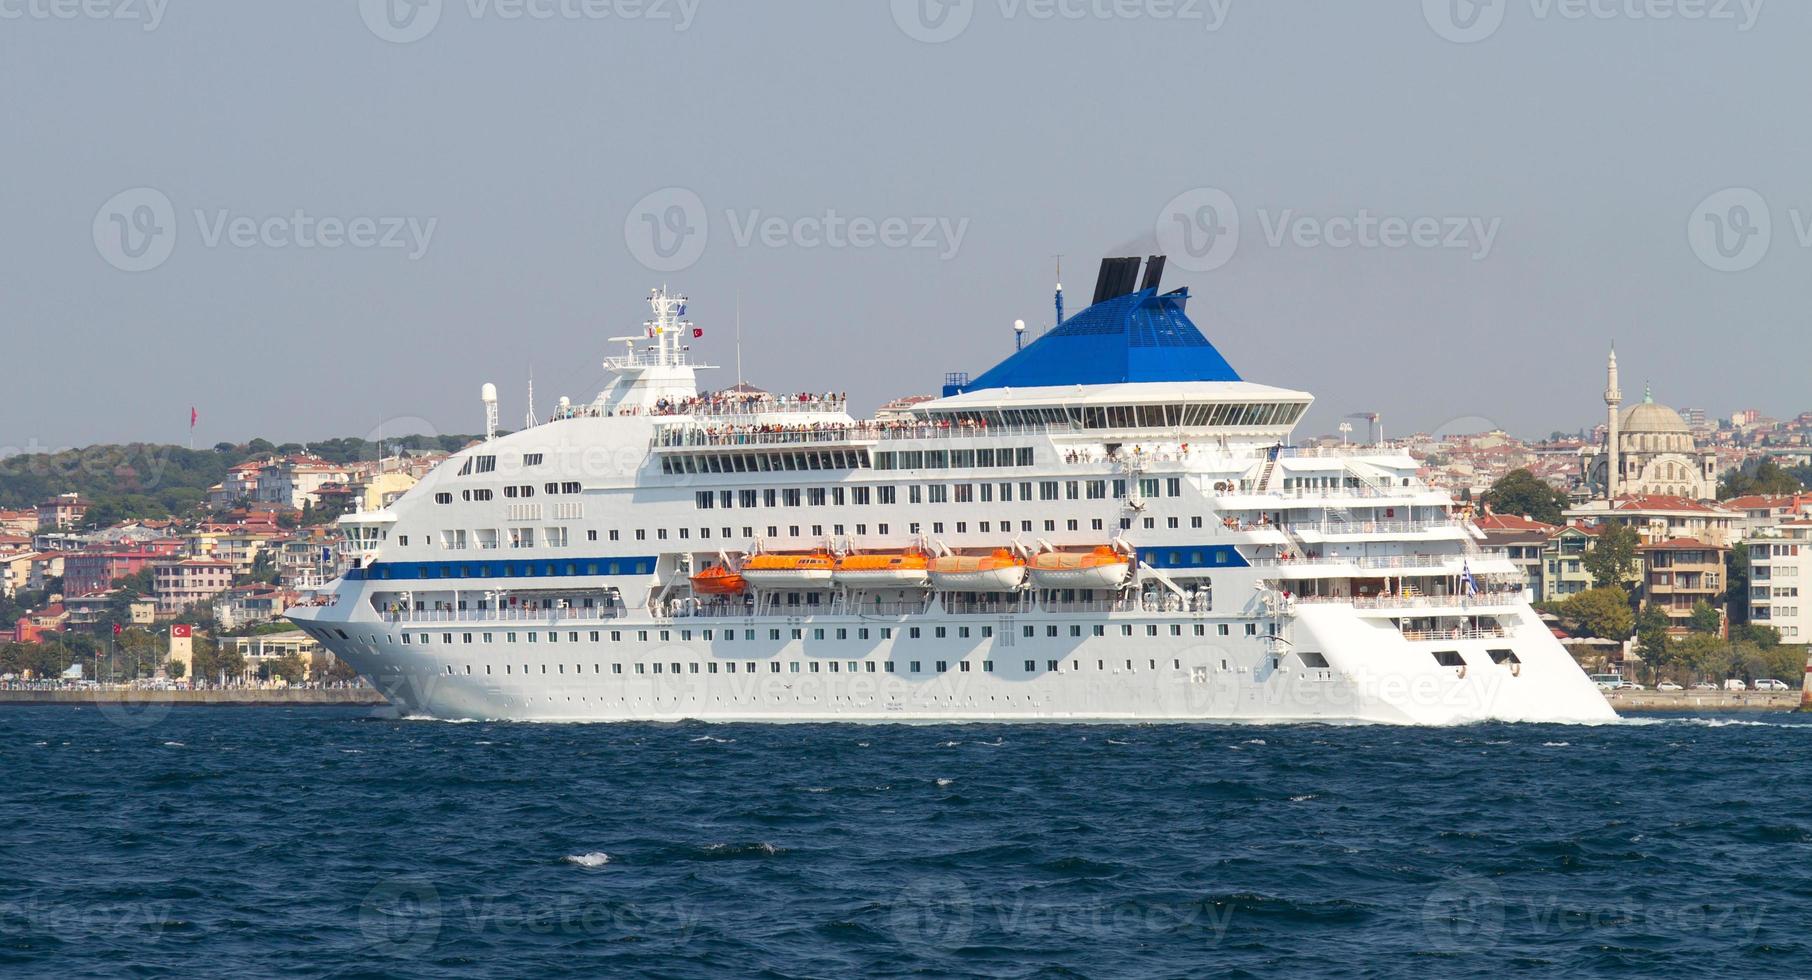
[562,851,611,868]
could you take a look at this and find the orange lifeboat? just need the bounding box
[689,564,748,596]
[928,549,1027,591]
[740,552,836,587]
[1028,546,1131,588]
[833,552,930,588]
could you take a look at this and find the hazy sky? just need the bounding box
[3,0,1807,452]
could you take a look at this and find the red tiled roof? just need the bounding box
[1613,494,1729,514]
[1476,514,1559,533]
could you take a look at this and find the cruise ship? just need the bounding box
[288,256,1616,724]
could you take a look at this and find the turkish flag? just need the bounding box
[692,327,703,338]
[173,624,192,638]
[112,623,122,636]
[191,407,198,428]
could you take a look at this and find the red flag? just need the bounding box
[692,327,703,338]
[190,407,198,428]
[112,623,122,636]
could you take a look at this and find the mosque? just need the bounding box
[1580,348,1718,501]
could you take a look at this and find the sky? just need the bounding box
[2,0,1807,452]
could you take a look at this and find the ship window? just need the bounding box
[1298,651,1330,668]
[1025,660,1036,672]
[1488,649,1520,665]
[1245,624,1257,635]
[1432,651,1465,667]
[910,661,922,673]
[1047,660,1060,672]
[937,660,949,672]
[1121,625,1133,636]
[1146,625,1158,637]
[1022,626,1035,638]
[613,664,622,673]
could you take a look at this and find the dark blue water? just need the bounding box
[2,707,1809,979]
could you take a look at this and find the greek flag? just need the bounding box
[1462,562,1478,597]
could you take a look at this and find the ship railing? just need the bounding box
[1287,591,1525,610]
[1399,627,1513,641]
[378,607,623,624]
[936,599,1031,615]
[681,396,848,418]
[1276,446,1413,460]
[1282,518,1469,536]
[1214,485,1435,502]
[654,427,880,449]
[1253,551,1511,571]
[878,422,1078,442]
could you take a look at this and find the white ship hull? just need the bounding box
[292,601,1614,725]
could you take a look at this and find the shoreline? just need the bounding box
[1606,690,1799,712]
[0,688,389,707]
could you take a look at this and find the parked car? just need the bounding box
[1691,682,1720,691]
[1754,678,1790,692]
[1657,682,1684,692]
[1723,679,1748,692]
[1617,681,1647,691]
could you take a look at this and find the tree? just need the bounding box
[1731,623,1781,649]
[1634,602,1673,675]
[1725,548,1751,620]
[1755,644,1808,685]
[263,653,307,683]
[1687,601,1722,634]
[1584,523,1641,588]
[165,658,187,680]
[323,655,360,684]
[1481,469,1568,526]
[1558,586,1635,641]
[1718,459,1803,500]
[1674,632,1731,682]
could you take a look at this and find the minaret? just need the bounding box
[1604,346,1622,500]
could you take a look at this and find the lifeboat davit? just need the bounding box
[833,552,930,588]
[740,553,835,587]
[928,549,1027,591]
[1028,546,1131,589]
[689,564,748,596]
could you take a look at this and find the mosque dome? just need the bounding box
[1620,400,1691,435]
